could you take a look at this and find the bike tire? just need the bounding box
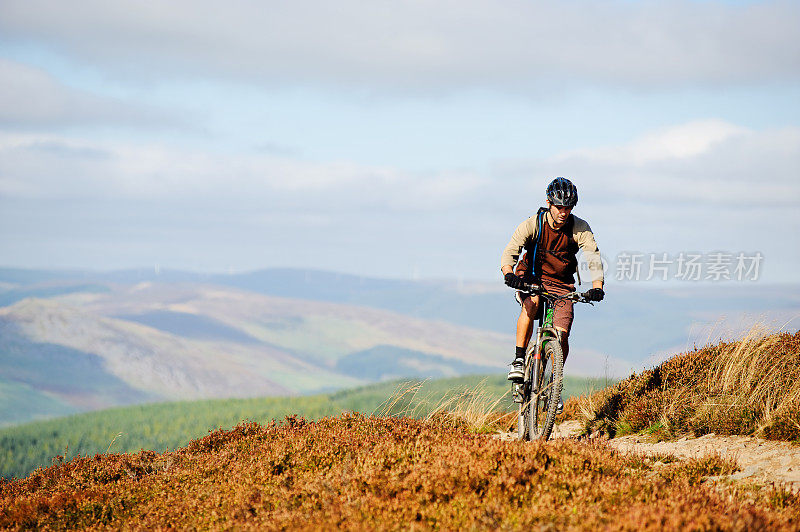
[526,339,564,441]
[518,339,538,440]
[517,377,531,439]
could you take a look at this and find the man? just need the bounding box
[500,177,604,410]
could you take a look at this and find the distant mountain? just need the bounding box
[335,345,498,381]
[2,267,797,360]
[207,269,799,367]
[0,277,510,426]
[1,266,798,426]
[4,266,796,337]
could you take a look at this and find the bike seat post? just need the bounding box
[539,297,550,324]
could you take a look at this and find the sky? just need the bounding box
[0,0,798,284]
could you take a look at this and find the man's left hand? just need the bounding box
[586,288,605,301]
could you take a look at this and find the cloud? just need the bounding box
[0,58,172,129]
[500,120,800,207]
[556,120,749,165]
[1,120,797,280]
[2,120,797,213]
[0,132,487,212]
[0,1,797,90]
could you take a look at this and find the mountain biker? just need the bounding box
[500,177,604,412]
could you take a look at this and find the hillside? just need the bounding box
[0,374,600,481]
[2,415,798,530]
[3,267,798,428]
[3,266,799,370]
[563,329,800,442]
[0,282,508,426]
[4,332,800,528]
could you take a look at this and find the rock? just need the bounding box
[730,466,760,480]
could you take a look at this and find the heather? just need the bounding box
[2,414,798,530]
[564,329,800,441]
[1,374,600,481]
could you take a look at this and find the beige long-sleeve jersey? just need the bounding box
[500,212,604,285]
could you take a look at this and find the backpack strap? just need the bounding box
[529,207,547,282]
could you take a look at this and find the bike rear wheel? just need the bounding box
[525,338,564,441]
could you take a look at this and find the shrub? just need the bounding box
[2,415,798,530]
[570,329,800,441]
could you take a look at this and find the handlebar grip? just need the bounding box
[521,283,542,293]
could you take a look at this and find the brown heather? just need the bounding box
[2,413,799,530]
[564,329,800,441]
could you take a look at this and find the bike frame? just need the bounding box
[513,292,560,405]
[525,299,560,393]
[512,283,594,441]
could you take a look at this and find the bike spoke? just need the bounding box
[536,376,563,398]
[537,380,553,397]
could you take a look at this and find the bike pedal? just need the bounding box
[512,384,524,403]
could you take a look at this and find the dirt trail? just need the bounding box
[498,421,800,492]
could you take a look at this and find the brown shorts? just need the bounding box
[515,282,575,334]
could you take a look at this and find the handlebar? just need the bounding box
[519,282,595,304]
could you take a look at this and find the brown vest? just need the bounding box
[515,213,579,285]
[537,214,579,284]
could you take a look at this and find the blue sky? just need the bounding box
[1,0,798,283]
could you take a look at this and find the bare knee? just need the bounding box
[522,295,539,319]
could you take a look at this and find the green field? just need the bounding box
[0,374,605,480]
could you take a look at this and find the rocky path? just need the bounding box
[498,421,800,492]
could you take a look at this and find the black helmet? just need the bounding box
[546,177,578,207]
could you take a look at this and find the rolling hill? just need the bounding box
[3,266,797,366]
[2,266,797,427]
[0,280,509,426]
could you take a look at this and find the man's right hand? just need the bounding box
[504,272,525,290]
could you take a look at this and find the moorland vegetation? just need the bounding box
[2,414,798,530]
[563,329,800,441]
[3,329,799,529]
[1,374,597,480]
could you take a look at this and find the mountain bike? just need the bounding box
[512,282,595,441]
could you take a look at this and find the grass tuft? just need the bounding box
[563,328,800,441]
[376,379,515,433]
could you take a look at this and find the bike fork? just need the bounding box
[530,326,543,393]
[512,325,543,403]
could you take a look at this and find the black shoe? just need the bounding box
[507,358,524,382]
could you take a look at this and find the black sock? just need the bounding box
[515,346,526,360]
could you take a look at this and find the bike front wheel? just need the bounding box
[525,338,564,441]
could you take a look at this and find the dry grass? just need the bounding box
[374,379,515,433]
[373,380,428,418]
[565,328,800,440]
[3,415,799,530]
[425,380,515,433]
[705,327,800,439]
